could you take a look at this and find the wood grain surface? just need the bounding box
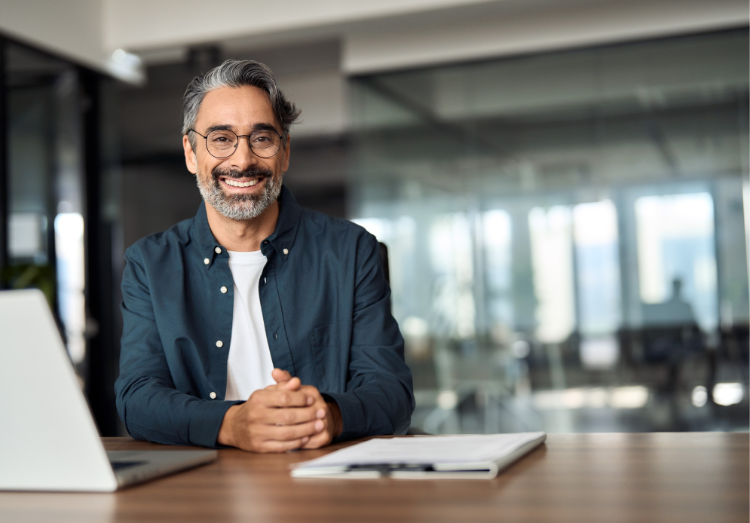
[0,433,747,523]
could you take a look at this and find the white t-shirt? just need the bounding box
[224,250,275,401]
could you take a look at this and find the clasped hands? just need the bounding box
[217,368,343,453]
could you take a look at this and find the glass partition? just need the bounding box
[350,29,749,433]
[5,43,87,370]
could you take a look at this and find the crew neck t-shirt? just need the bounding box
[224,249,275,401]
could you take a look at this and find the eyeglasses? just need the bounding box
[188,128,283,159]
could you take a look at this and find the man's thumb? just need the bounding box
[272,368,293,383]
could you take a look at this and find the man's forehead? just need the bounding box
[196,85,279,129]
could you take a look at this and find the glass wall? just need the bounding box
[350,29,749,433]
[4,43,88,370]
[2,40,123,434]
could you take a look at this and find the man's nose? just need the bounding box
[227,136,258,171]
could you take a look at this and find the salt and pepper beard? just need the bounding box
[196,165,282,221]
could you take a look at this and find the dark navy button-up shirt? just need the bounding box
[115,186,414,448]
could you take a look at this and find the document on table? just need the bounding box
[290,432,546,479]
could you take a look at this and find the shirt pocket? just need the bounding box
[309,322,345,393]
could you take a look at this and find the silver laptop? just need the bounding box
[0,289,217,492]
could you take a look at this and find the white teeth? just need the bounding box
[225,179,259,187]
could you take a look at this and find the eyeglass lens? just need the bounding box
[206,129,281,159]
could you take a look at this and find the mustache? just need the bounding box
[211,166,273,181]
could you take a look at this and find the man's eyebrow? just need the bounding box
[252,123,281,134]
[205,124,234,133]
[204,123,282,135]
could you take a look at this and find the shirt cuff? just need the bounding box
[187,399,244,448]
[322,391,366,443]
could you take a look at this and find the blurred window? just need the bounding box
[4,43,87,369]
[350,29,749,434]
[635,192,717,330]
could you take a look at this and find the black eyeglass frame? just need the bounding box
[187,128,285,159]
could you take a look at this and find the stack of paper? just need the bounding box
[290,432,546,479]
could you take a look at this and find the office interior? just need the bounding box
[0,0,747,438]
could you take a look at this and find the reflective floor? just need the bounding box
[407,334,749,434]
[411,385,749,435]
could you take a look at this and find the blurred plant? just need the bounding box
[1,263,56,308]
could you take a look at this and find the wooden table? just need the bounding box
[0,433,747,523]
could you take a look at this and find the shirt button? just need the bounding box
[215,247,222,254]
[283,248,289,255]
[216,340,223,348]
[220,286,228,293]
[274,333,278,340]
[209,392,217,399]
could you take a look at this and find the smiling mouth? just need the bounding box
[212,166,273,192]
[223,178,261,188]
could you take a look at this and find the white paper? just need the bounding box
[292,432,546,470]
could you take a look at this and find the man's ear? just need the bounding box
[281,134,291,173]
[183,134,198,174]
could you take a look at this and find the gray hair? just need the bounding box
[182,59,301,150]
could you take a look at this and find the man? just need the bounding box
[115,59,414,452]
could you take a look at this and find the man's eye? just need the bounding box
[209,132,235,144]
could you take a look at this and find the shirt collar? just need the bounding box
[194,185,301,264]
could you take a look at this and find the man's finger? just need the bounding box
[279,377,302,391]
[298,384,326,401]
[272,368,293,383]
[264,377,303,393]
[262,406,326,426]
[255,388,311,408]
[261,419,324,441]
[260,437,308,453]
[300,431,330,450]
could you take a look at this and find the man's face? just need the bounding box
[183,85,291,221]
